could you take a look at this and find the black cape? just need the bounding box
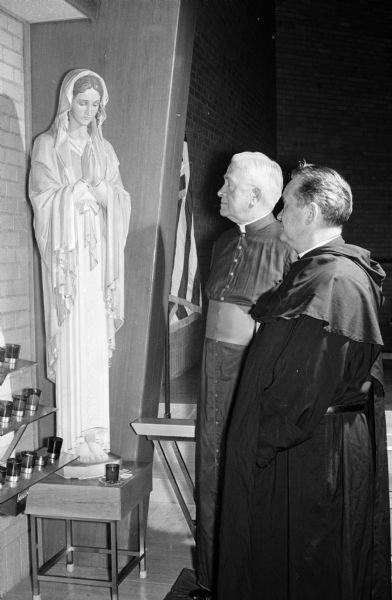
[217,238,391,600]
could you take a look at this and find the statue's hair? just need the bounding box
[291,162,352,226]
[230,151,283,210]
[72,75,103,99]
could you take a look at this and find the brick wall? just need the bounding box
[186,0,277,292]
[0,3,36,480]
[0,9,36,596]
[0,10,34,359]
[275,0,392,299]
[168,0,277,376]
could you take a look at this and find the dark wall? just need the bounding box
[185,0,277,294]
[275,0,392,296]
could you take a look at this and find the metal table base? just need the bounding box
[29,507,146,600]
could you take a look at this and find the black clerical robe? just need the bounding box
[196,216,294,591]
[217,238,391,600]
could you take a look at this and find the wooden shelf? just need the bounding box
[0,359,36,386]
[0,402,60,515]
[0,451,77,516]
[0,405,56,438]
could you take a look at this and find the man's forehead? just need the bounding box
[225,164,235,177]
[225,163,243,181]
[283,177,300,199]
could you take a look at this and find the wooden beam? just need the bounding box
[64,0,101,22]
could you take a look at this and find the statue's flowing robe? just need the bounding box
[29,131,131,452]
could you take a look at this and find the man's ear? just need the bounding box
[305,201,318,225]
[252,187,262,203]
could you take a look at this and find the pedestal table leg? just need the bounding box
[110,521,119,600]
[65,519,74,572]
[30,516,41,600]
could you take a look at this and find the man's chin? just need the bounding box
[280,230,298,252]
[279,230,288,243]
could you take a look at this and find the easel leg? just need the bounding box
[139,498,147,578]
[154,440,196,539]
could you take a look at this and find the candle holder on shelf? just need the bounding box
[12,395,26,419]
[22,388,41,412]
[0,401,13,425]
[5,343,21,368]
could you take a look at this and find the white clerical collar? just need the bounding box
[238,210,271,233]
[298,235,341,258]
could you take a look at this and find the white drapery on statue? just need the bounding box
[29,69,131,456]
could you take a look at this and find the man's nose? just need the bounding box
[276,210,283,222]
[217,185,225,197]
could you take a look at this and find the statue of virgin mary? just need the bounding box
[29,69,131,463]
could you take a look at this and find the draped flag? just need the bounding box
[169,140,202,330]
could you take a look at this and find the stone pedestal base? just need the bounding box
[58,452,121,480]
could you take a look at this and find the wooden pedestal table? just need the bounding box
[25,461,152,600]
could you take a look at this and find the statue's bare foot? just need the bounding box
[77,441,109,463]
[87,441,109,462]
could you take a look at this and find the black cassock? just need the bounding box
[217,238,391,600]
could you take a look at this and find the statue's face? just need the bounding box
[69,88,101,128]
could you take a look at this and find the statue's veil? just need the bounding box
[51,68,109,150]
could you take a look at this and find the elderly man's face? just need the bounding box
[279,177,308,251]
[217,163,254,224]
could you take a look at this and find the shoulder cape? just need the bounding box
[251,238,385,345]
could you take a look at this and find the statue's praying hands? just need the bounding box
[81,140,107,206]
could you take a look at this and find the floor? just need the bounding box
[4,502,195,600]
